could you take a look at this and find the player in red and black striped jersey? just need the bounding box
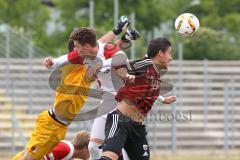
[99,38,176,160]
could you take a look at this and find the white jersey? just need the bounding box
[52,40,124,95]
[87,41,124,94]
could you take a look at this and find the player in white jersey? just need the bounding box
[44,27,139,160]
[46,28,176,160]
[13,16,132,160]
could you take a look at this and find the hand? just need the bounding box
[126,73,135,83]
[112,16,130,35]
[121,28,140,42]
[43,57,54,68]
[85,62,103,81]
[162,96,177,104]
[85,66,98,81]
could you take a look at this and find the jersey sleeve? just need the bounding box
[127,58,153,75]
[103,43,121,59]
[103,43,128,70]
[52,54,68,68]
[67,50,84,64]
[52,50,84,69]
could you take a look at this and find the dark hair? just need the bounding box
[147,37,171,58]
[70,27,97,47]
[68,39,74,52]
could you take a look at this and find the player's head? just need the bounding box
[68,39,75,52]
[71,130,90,159]
[147,37,172,67]
[70,27,97,55]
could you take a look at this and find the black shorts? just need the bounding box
[102,109,150,160]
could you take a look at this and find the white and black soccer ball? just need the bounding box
[175,13,200,36]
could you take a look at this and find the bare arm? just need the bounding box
[114,67,135,82]
[156,95,177,104]
[98,31,116,43]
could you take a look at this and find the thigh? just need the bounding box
[124,124,150,160]
[26,111,66,160]
[125,136,150,160]
[102,112,127,156]
[90,116,106,140]
[122,148,129,160]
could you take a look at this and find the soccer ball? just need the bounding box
[175,13,200,36]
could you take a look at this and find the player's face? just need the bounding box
[159,46,172,67]
[74,41,93,56]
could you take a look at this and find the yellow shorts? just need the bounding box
[23,110,67,160]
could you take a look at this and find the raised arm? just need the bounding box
[99,16,130,43]
[43,16,131,69]
[102,27,140,68]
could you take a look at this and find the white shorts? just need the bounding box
[90,115,107,140]
[90,91,117,140]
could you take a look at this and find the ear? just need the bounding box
[84,44,91,49]
[158,50,164,57]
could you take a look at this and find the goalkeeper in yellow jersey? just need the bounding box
[13,16,132,160]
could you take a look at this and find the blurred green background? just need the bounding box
[0,0,239,59]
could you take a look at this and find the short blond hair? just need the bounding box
[71,130,90,149]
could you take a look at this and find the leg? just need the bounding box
[100,111,128,160]
[124,137,150,160]
[17,110,67,160]
[124,124,150,160]
[89,116,106,159]
[88,139,104,159]
[20,151,35,160]
[122,149,129,160]
[98,155,114,160]
[12,150,25,160]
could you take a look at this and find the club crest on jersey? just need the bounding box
[143,144,148,156]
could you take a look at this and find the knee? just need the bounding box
[88,141,102,159]
[21,152,35,160]
[22,154,36,160]
[100,151,118,160]
[98,156,113,160]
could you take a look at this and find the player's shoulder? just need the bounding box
[130,58,152,69]
[67,50,84,64]
[103,43,122,59]
[128,57,152,75]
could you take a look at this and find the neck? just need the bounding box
[151,57,158,64]
[151,58,160,73]
[151,58,167,74]
[91,44,99,58]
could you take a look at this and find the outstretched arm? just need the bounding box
[43,16,131,69]
[42,50,82,69]
[156,95,177,104]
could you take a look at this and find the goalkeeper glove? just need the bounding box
[112,16,130,35]
[121,27,140,42]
